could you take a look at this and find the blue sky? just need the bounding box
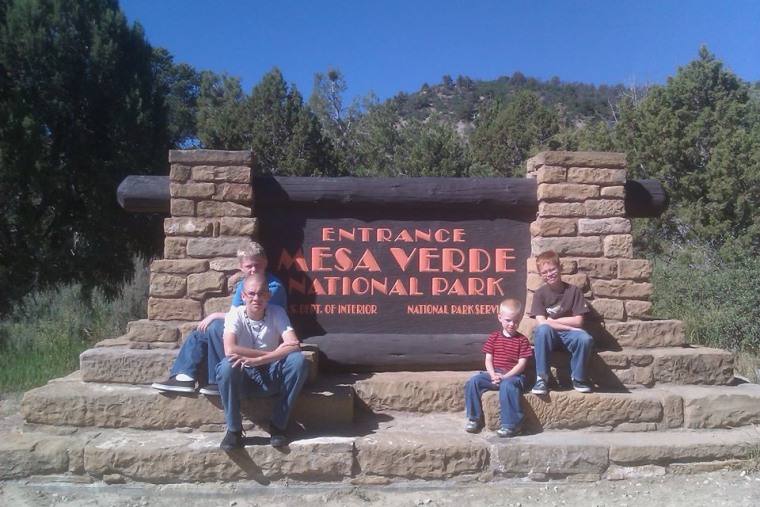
[120,0,760,102]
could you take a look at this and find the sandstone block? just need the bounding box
[187,271,226,298]
[196,201,252,217]
[617,259,653,280]
[537,183,600,202]
[562,273,589,291]
[652,348,733,385]
[568,167,626,185]
[170,198,194,216]
[169,150,253,166]
[214,182,252,202]
[220,217,257,237]
[589,298,625,320]
[584,199,626,217]
[578,217,631,236]
[535,165,566,183]
[169,164,191,182]
[538,202,586,218]
[352,371,470,413]
[575,257,617,278]
[191,165,252,183]
[151,259,208,274]
[209,257,243,272]
[186,237,256,258]
[601,185,625,198]
[149,273,186,298]
[169,182,215,199]
[680,384,760,429]
[604,320,685,348]
[148,298,202,321]
[526,273,543,291]
[125,319,180,343]
[0,433,82,479]
[591,279,652,299]
[625,300,653,319]
[492,440,609,476]
[603,234,634,258]
[163,218,215,237]
[530,218,577,237]
[531,236,603,257]
[163,237,187,259]
[529,151,627,169]
[204,296,234,315]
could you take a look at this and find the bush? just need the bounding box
[0,257,150,392]
[651,250,760,352]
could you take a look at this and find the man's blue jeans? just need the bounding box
[465,370,526,430]
[217,352,308,432]
[533,324,593,382]
[169,319,227,385]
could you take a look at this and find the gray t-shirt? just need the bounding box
[223,304,293,351]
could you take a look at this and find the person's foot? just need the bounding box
[496,425,520,438]
[151,376,196,393]
[530,378,548,395]
[465,419,483,434]
[572,379,593,393]
[269,422,288,447]
[219,430,244,451]
[199,384,220,396]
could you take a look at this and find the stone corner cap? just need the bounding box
[169,150,253,166]
[530,151,627,169]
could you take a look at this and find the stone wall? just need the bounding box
[125,150,258,347]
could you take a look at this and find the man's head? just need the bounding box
[241,273,271,317]
[536,250,562,287]
[238,242,268,276]
[497,298,523,336]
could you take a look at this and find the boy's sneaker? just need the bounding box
[572,379,593,393]
[530,378,548,395]
[219,430,244,451]
[199,384,220,396]
[151,377,196,393]
[496,425,520,438]
[465,419,483,434]
[269,422,288,447]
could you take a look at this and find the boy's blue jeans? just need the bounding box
[169,319,227,385]
[465,369,526,429]
[533,323,593,382]
[216,352,308,432]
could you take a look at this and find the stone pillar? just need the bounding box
[147,150,258,326]
[525,151,653,328]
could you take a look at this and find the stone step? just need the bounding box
[3,410,760,484]
[80,345,321,385]
[80,344,733,389]
[20,372,353,431]
[349,371,760,431]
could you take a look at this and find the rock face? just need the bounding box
[2,150,759,485]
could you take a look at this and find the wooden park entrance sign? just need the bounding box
[118,150,666,371]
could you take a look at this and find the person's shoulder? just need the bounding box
[266,271,283,285]
[268,304,288,318]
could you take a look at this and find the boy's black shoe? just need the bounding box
[465,419,483,434]
[199,384,220,396]
[496,425,520,438]
[220,430,244,451]
[151,377,196,394]
[572,379,592,393]
[269,422,288,447]
[530,378,548,395]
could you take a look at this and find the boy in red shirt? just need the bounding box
[464,298,533,437]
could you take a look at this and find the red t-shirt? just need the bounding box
[482,331,533,371]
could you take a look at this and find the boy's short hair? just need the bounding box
[536,250,561,268]
[499,298,523,315]
[237,242,266,259]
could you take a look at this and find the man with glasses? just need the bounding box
[217,273,308,449]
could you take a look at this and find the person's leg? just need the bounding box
[498,374,527,430]
[532,324,561,392]
[269,352,308,431]
[559,329,594,382]
[169,329,208,380]
[464,372,495,422]
[205,319,226,386]
[217,358,246,432]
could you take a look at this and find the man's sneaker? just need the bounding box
[219,430,244,451]
[465,419,483,434]
[269,422,288,447]
[199,384,220,396]
[530,378,548,395]
[151,377,196,393]
[572,379,593,393]
[496,425,520,438]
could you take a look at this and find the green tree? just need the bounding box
[152,47,201,148]
[471,90,560,176]
[0,0,167,312]
[196,71,251,150]
[395,117,470,177]
[616,47,760,257]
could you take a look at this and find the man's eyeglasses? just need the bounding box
[244,291,270,298]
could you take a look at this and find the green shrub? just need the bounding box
[651,250,760,352]
[0,257,150,392]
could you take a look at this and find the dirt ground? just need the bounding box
[2,393,759,506]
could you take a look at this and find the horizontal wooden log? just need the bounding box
[117,175,668,217]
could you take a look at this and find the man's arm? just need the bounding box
[197,312,226,332]
[538,314,584,331]
[229,341,300,369]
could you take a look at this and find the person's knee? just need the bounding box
[534,324,552,340]
[216,358,235,380]
[285,350,308,373]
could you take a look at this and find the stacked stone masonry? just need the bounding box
[523,152,676,351]
[147,150,259,331]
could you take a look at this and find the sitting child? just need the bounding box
[464,298,533,437]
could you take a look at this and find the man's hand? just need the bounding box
[228,354,260,369]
